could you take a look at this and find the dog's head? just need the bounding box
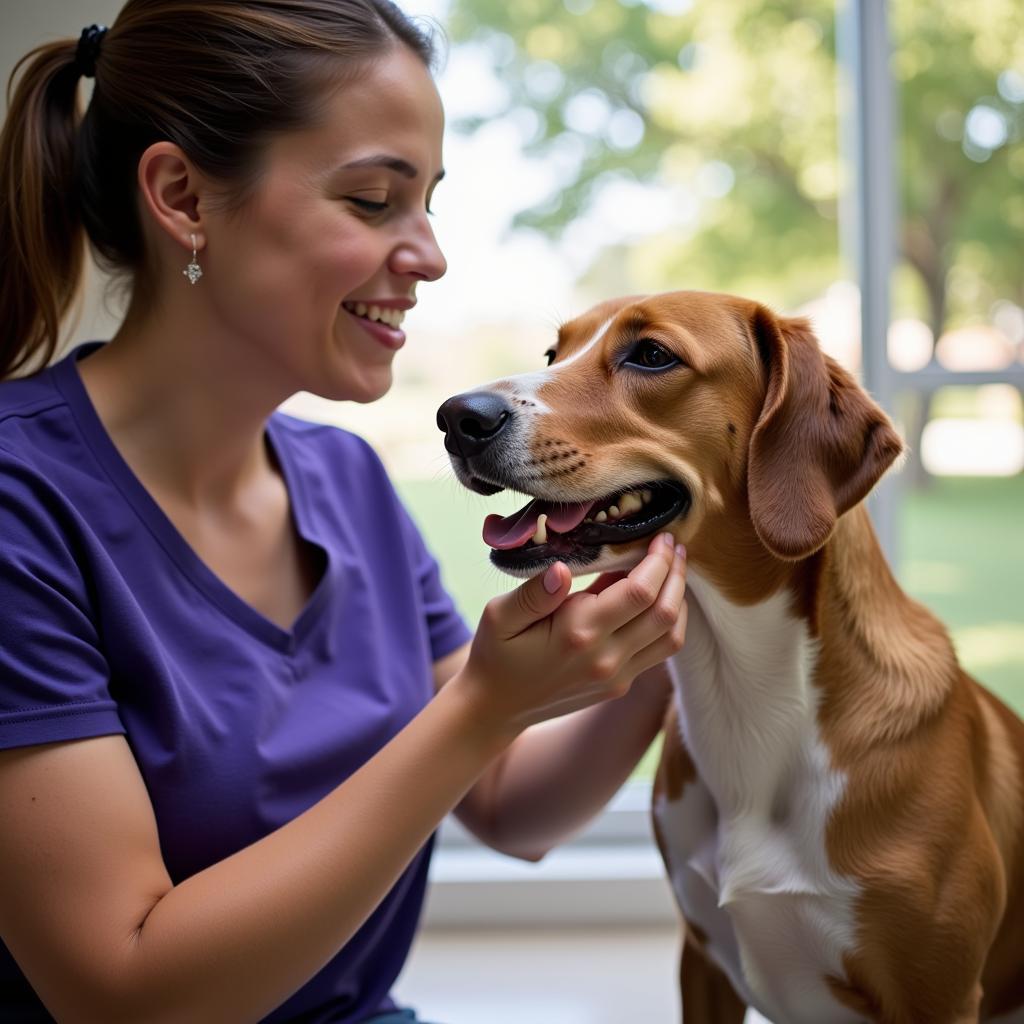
[438,290,903,588]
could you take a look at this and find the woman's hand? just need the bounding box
[450,533,687,742]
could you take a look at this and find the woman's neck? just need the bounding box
[77,315,290,508]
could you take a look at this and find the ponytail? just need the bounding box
[0,41,87,381]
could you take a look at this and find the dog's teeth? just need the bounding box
[607,505,621,520]
[642,489,652,504]
[532,513,548,545]
[619,493,643,515]
[595,510,608,523]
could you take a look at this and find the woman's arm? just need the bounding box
[0,535,684,1024]
[439,553,686,862]
[0,686,503,1024]
[445,657,674,862]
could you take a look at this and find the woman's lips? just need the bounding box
[342,305,406,351]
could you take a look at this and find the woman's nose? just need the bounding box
[391,217,447,282]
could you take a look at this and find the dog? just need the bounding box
[436,290,1024,1024]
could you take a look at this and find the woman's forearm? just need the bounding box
[460,662,673,862]
[102,682,505,1024]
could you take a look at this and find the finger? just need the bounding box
[588,532,676,632]
[582,571,627,596]
[623,597,689,677]
[485,560,571,640]
[613,543,687,652]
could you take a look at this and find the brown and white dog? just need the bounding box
[437,290,1024,1024]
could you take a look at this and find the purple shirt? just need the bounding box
[0,343,471,1023]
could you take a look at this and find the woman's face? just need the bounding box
[200,45,447,403]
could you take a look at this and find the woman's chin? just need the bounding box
[313,367,393,404]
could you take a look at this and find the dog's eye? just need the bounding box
[544,349,556,366]
[626,339,679,371]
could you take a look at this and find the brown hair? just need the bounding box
[0,0,438,381]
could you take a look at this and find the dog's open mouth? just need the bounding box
[482,480,691,572]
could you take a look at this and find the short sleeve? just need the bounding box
[0,454,123,750]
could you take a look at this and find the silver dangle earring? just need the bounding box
[183,234,203,285]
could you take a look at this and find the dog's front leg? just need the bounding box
[679,932,747,1024]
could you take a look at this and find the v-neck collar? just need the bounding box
[53,343,333,656]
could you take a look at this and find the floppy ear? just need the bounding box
[747,305,904,560]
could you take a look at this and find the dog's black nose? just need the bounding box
[436,392,513,458]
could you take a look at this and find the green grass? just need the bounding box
[397,474,1024,754]
[899,475,1024,717]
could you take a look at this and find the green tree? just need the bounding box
[895,0,1024,332]
[445,0,1024,334]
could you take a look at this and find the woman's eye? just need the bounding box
[348,197,389,213]
[544,349,556,366]
[625,339,679,371]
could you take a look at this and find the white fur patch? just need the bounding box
[493,369,555,414]
[653,569,865,1024]
[550,315,616,369]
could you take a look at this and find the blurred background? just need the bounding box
[4,0,1022,1019]
[326,0,1024,722]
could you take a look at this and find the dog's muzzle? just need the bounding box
[438,387,692,577]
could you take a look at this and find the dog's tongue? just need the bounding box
[483,499,596,550]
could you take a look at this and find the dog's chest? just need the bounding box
[653,574,865,1024]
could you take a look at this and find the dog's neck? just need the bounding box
[810,503,958,757]
[673,566,821,816]
[674,503,958,812]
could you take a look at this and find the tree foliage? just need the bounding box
[444,0,1024,330]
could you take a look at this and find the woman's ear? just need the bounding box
[136,141,206,257]
[747,305,905,561]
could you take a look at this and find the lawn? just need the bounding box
[899,475,1024,717]
[397,473,1024,727]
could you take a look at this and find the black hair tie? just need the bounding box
[75,24,108,79]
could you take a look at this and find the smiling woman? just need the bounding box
[0,2,688,1022]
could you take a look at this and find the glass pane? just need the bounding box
[890,0,1024,716]
[360,0,847,627]
[283,0,1022,723]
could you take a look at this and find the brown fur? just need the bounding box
[681,937,748,1024]
[524,291,1024,1022]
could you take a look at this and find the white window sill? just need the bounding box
[423,781,678,928]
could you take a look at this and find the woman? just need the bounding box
[0,3,688,1021]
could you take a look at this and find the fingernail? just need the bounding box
[662,533,674,548]
[676,544,687,559]
[543,564,562,594]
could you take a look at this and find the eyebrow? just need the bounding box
[340,154,445,183]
